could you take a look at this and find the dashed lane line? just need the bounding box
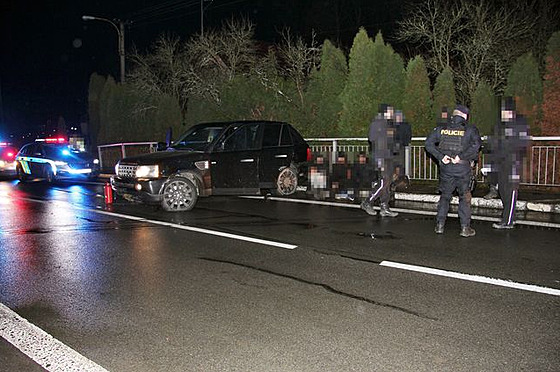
[0,303,110,372]
[92,209,298,249]
[380,261,560,297]
[17,197,298,250]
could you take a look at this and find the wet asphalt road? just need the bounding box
[0,177,559,371]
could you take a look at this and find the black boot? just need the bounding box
[379,203,398,217]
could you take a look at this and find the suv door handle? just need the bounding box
[240,158,254,163]
[274,154,288,158]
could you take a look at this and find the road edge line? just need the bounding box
[0,303,110,372]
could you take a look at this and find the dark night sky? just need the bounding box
[0,0,403,138]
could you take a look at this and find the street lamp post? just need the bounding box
[82,15,126,83]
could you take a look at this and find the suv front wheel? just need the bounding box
[161,176,198,212]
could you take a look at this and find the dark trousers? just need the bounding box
[437,166,472,226]
[498,172,519,225]
[366,159,393,205]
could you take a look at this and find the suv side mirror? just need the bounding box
[157,142,167,151]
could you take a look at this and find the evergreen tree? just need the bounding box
[541,31,560,136]
[402,56,433,136]
[432,67,456,122]
[371,32,405,113]
[98,76,117,144]
[505,53,543,133]
[339,28,375,136]
[306,39,348,137]
[87,73,107,148]
[470,81,497,136]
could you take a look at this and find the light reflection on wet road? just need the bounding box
[0,178,559,372]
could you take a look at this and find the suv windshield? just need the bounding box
[171,125,226,151]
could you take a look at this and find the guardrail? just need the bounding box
[97,137,560,187]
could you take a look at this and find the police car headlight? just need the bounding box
[136,165,159,178]
[93,159,99,165]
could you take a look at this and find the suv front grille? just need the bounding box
[117,164,137,178]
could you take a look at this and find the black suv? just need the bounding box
[111,121,311,211]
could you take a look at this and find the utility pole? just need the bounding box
[118,20,125,83]
[201,0,213,37]
[200,0,204,37]
[82,15,126,83]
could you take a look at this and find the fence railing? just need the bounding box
[97,137,560,187]
[306,136,560,187]
[97,142,158,171]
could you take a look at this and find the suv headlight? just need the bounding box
[136,165,159,178]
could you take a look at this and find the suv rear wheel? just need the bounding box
[162,176,198,211]
[275,166,298,196]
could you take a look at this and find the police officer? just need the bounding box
[361,104,399,217]
[490,97,530,229]
[425,105,481,237]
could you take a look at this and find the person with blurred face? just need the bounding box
[490,97,530,229]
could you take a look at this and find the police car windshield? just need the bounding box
[170,125,226,151]
[43,144,80,159]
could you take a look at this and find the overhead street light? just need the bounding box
[82,15,126,83]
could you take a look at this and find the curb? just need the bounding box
[395,192,560,214]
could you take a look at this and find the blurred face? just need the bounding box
[501,109,514,122]
[384,107,394,120]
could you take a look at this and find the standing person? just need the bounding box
[361,104,398,217]
[491,97,530,229]
[425,105,481,237]
[392,110,412,190]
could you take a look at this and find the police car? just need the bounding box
[0,142,18,175]
[15,138,100,182]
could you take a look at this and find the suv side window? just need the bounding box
[34,144,45,156]
[21,144,35,156]
[280,124,293,146]
[289,125,306,146]
[222,124,260,152]
[262,124,281,148]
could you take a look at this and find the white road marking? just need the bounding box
[0,303,110,372]
[379,261,560,297]
[16,197,297,250]
[91,209,298,249]
[241,196,560,229]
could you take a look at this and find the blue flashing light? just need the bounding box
[62,149,71,156]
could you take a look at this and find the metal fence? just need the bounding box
[97,137,560,187]
[97,142,158,171]
[306,136,560,187]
